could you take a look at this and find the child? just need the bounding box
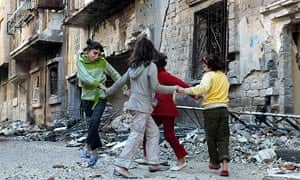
[177,54,230,176]
[137,52,190,171]
[76,39,126,167]
[101,37,179,178]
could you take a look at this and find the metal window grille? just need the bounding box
[32,72,40,104]
[192,1,227,79]
[49,64,58,96]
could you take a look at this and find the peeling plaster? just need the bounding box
[238,17,267,81]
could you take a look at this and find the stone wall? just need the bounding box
[93,3,136,57]
[227,0,296,114]
[159,0,296,114]
[160,0,192,80]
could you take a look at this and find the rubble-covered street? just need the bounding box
[0,106,299,180]
[0,137,266,180]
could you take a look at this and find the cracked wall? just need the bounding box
[227,0,299,114]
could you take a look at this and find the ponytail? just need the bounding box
[83,38,104,52]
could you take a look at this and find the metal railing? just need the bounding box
[7,0,35,35]
[177,105,300,131]
[51,108,85,121]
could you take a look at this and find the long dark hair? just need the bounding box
[202,54,225,72]
[128,37,156,68]
[83,38,104,52]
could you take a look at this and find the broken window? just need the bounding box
[49,63,58,96]
[192,1,227,79]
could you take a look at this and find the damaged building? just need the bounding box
[0,0,299,126]
[0,0,65,125]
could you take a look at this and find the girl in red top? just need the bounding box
[138,53,190,171]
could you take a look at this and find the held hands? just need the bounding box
[99,83,107,93]
[122,89,131,97]
[176,86,186,94]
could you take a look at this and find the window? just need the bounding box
[192,1,227,79]
[13,85,18,98]
[3,85,7,102]
[32,72,41,106]
[49,63,58,96]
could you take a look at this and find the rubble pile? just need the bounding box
[0,106,118,143]
[1,108,299,172]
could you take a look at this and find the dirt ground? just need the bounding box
[0,137,269,180]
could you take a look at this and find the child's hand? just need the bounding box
[192,95,202,100]
[123,89,131,97]
[99,83,107,92]
[176,86,185,94]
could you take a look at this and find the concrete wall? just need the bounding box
[160,0,223,80]
[226,0,298,114]
[135,0,169,49]
[92,3,136,57]
[0,0,11,66]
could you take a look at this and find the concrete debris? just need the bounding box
[110,140,127,151]
[53,127,67,132]
[109,112,132,133]
[265,162,300,179]
[0,107,299,178]
[255,149,277,163]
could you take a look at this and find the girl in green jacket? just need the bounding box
[76,39,125,167]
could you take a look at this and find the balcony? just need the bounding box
[7,0,64,60]
[7,0,34,35]
[64,0,132,27]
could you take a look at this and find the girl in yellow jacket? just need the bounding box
[177,54,230,177]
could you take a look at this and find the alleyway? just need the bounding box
[0,137,268,180]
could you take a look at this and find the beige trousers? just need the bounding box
[114,111,160,168]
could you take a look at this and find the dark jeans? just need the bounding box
[203,107,230,164]
[81,99,107,150]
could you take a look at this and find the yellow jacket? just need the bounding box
[185,71,229,107]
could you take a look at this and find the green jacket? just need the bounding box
[76,54,124,109]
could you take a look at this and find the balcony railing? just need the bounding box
[7,0,34,35]
[7,0,64,35]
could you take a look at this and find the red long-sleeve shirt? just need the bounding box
[151,68,190,117]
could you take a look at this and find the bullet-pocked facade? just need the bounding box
[0,0,299,125]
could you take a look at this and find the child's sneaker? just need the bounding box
[87,155,99,167]
[81,149,91,158]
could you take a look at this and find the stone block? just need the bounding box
[259,89,266,96]
[250,79,263,90]
[253,97,265,106]
[247,90,259,97]
[229,98,241,107]
[266,87,279,96]
[241,97,252,106]
[241,83,250,91]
